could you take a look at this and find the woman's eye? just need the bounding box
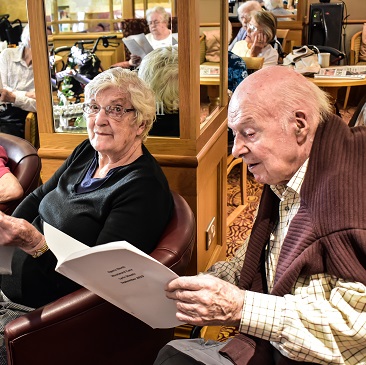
[114,106,123,113]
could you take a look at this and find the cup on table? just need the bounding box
[318,52,330,68]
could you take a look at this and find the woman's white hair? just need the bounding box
[138,45,179,114]
[146,6,171,24]
[84,68,156,142]
[263,0,284,11]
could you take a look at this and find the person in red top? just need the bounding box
[0,145,23,203]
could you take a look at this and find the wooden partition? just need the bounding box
[27,0,229,276]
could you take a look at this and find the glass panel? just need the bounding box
[199,0,222,129]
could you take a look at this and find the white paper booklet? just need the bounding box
[0,246,15,275]
[44,222,182,329]
[122,33,154,58]
[315,65,366,79]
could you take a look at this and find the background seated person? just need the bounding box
[229,1,263,51]
[0,68,173,364]
[0,145,23,203]
[138,45,179,137]
[0,24,36,139]
[263,0,295,21]
[112,6,174,69]
[231,10,278,67]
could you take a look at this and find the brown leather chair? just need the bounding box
[0,133,41,215]
[5,191,195,365]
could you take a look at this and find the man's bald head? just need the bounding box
[229,66,332,128]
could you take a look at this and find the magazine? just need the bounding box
[43,222,182,329]
[315,65,366,80]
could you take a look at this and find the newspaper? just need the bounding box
[200,64,220,77]
[315,65,366,80]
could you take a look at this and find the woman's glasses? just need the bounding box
[247,24,258,33]
[83,103,135,121]
[147,20,162,26]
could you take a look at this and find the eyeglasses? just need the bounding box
[83,103,135,121]
[147,20,162,26]
[247,24,258,32]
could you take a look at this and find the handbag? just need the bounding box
[283,46,321,75]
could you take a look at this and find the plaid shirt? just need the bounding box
[208,160,366,364]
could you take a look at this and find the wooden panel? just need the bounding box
[28,0,229,277]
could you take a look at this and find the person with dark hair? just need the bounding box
[153,66,366,365]
[0,24,36,138]
[231,10,278,67]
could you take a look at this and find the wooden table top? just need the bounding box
[307,76,366,88]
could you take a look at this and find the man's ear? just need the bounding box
[294,111,310,144]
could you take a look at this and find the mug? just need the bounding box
[318,52,331,68]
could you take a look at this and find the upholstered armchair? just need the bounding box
[0,133,41,215]
[5,191,195,365]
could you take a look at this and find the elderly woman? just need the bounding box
[0,24,36,138]
[112,6,174,69]
[229,1,263,51]
[138,45,179,137]
[231,10,279,67]
[0,68,173,363]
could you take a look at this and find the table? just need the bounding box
[307,76,366,110]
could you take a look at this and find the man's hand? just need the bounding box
[166,275,245,327]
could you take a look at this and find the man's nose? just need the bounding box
[231,137,249,159]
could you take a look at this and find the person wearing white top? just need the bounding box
[0,24,36,138]
[111,6,173,69]
[231,10,279,67]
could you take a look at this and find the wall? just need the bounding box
[0,1,28,22]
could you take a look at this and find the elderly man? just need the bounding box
[229,1,263,51]
[154,66,366,365]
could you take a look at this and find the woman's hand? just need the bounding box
[165,274,245,327]
[0,211,44,255]
[250,31,267,57]
[129,55,142,67]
